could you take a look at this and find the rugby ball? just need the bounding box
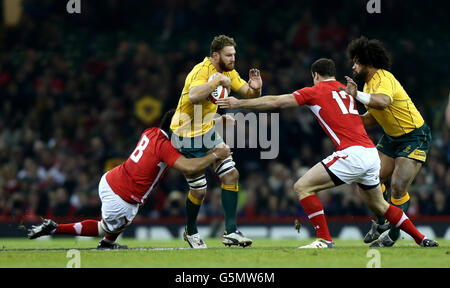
[208,74,229,104]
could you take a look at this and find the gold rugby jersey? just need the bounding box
[364,69,424,137]
[170,57,246,137]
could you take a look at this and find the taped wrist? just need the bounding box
[356,91,371,105]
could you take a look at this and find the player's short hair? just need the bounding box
[311,58,336,77]
[210,35,236,56]
[160,109,176,134]
[347,36,391,70]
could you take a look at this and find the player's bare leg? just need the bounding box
[378,156,422,245]
[294,162,336,248]
[364,151,395,243]
[183,170,207,249]
[378,151,395,184]
[358,185,437,247]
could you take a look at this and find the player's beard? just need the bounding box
[353,66,369,83]
[219,57,234,72]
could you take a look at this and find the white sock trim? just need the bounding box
[74,222,82,235]
[308,210,324,219]
[395,212,408,228]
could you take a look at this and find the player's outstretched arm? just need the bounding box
[217,94,297,110]
[189,73,231,104]
[172,145,231,174]
[339,76,391,110]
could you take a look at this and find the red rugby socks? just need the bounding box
[383,204,425,244]
[300,195,333,242]
[53,220,99,236]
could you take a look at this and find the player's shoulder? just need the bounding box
[314,79,342,92]
[325,79,345,88]
[142,127,166,139]
[374,69,396,81]
[143,128,173,150]
[223,69,240,79]
[191,57,214,74]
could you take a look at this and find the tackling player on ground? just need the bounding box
[170,35,262,248]
[341,36,433,247]
[27,110,231,249]
[218,58,438,248]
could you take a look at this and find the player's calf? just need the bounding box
[215,158,241,235]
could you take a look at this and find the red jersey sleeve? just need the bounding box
[292,87,315,106]
[159,138,182,167]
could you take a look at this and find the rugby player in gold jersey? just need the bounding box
[341,36,432,247]
[170,35,262,248]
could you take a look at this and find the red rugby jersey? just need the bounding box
[293,79,375,151]
[106,128,181,204]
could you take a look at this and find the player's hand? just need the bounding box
[339,76,358,97]
[212,145,231,160]
[216,73,231,88]
[217,97,240,109]
[248,68,262,90]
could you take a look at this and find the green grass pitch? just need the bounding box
[0,238,449,268]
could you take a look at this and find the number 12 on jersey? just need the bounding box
[332,91,358,115]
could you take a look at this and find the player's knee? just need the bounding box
[390,180,408,197]
[99,219,129,236]
[215,156,237,180]
[293,180,312,199]
[98,221,107,237]
[190,188,206,201]
[222,168,239,185]
[186,174,207,191]
[98,220,113,237]
[369,199,389,216]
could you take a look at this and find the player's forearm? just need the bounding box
[355,92,391,110]
[190,153,217,172]
[244,87,262,99]
[176,154,217,174]
[236,96,279,110]
[189,79,221,104]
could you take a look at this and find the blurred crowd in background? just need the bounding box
[0,0,449,222]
